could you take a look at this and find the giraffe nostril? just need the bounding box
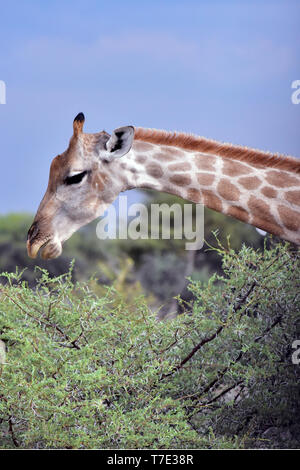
[27,222,39,242]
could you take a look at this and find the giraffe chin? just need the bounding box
[27,238,62,260]
[40,239,63,260]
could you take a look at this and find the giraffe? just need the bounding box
[27,113,300,259]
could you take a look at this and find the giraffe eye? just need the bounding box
[64,171,88,185]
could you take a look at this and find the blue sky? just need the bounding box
[0,0,299,213]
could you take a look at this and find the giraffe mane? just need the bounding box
[134,127,300,174]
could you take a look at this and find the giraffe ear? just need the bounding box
[99,126,134,161]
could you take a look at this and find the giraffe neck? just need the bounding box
[111,134,300,245]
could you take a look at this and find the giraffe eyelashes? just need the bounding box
[64,171,88,185]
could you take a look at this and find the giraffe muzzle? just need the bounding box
[27,222,62,259]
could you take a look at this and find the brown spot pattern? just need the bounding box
[134,127,300,174]
[194,153,216,171]
[201,189,222,212]
[285,190,300,206]
[160,146,185,158]
[197,173,215,186]
[261,186,277,198]
[278,205,300,232]
[223,160,250,177]
[168,162,191,172]
[153,152,178,162]
[169,174,192,186]
[266,170,299,188]
[146,163,164,178]
[187,188,201,202]
[239,176,261,190]
[227,205,249,223]
[217,178,240,201]
[248,195,277,225]
[133,141,154,152]
[136,155,147,164]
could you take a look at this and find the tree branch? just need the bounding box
[160,281,257,380]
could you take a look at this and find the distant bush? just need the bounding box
[0,242,299,449]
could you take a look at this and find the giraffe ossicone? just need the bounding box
[27,113,300,259]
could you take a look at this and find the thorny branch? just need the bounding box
[160,281,257,380]
[2,291,81,350]
[8,415,20,448]
[187,313,284,416]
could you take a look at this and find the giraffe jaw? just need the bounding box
[27,236,62,260]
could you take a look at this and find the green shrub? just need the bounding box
[0,242,299,449]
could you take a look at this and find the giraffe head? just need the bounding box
[27,113,134,259]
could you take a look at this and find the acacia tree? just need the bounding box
[0,242,299,449]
